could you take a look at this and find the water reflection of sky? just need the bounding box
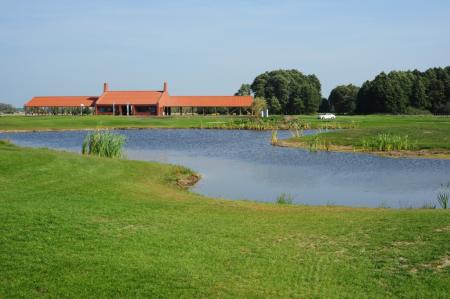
[2,129,449,208]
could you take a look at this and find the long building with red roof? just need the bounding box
[24,82,253,116]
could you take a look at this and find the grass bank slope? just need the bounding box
[0,141,449,297]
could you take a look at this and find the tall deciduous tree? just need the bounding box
[250,69,322,114]
[235,84,252,96]
[0,103,16,114]
[355,66,450,114]
[328,84,359,114]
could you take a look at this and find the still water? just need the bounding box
[2,129,449,208]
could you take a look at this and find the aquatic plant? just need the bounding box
[276,193,294,205]
[421,201,436,209]
[271,130,278,145]
[361,133,417,151]
[204,117,317,131]
[82,131,126,158]
[436,182,449,209]
[307,136,331,152]
[290,128,303,138]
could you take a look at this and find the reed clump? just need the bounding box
[290,128,303,138]
[276,192,294,204]
[436,182,449,209]
[308,136,331,152]
[361,133,417,151]
[205,117,313,131]
[271,130,278,145]
[82,131,126,158]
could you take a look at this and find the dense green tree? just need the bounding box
[301,84,321,114]
[267,96,282,114]
[318,98,329,113]
[328,84,359,113]
[0,103,16,114]
[234,84,252,96]
[356,66,450,114]
[250,69,322,114]
[410,77,428,109]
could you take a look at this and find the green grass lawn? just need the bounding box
[1,140,449,297]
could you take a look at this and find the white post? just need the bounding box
[113,103,115,115]
[127,103,129,116]
[81,104,84,116]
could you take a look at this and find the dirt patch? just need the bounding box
[410,254,450,273]
[434,226,450,233]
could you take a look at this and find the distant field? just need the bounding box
[1,140,449,297]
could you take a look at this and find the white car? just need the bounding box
[318,113,336,120]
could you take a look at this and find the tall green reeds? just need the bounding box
[205,117,314,131]
[276,192,294,204]
[82,131,126,158]
[271,130,278,145]
[436,182,449,209]
[308,136,331,152]
[361,133,416,151]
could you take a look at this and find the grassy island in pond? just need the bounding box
[279,115,450,159]
[0,140,449,297]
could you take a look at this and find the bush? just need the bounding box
[405,106,432,115]
[81,131,126,158]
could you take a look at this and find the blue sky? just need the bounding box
[1,0,449,106]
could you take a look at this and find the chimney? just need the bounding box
[163,81,168,93]
[103,82,109,92]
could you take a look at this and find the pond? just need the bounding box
[2,129,449,208]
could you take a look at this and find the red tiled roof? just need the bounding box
[96,91,163,105]
[165,96,253,107]
[25,96,97,107]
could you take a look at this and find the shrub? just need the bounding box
[82,131,126,158]
[406,106,432,115]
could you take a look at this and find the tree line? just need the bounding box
[237,66,450,115]
[0,103,17,114]
[235,69,322,114]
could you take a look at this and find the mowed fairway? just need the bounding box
[0,140,449,298]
